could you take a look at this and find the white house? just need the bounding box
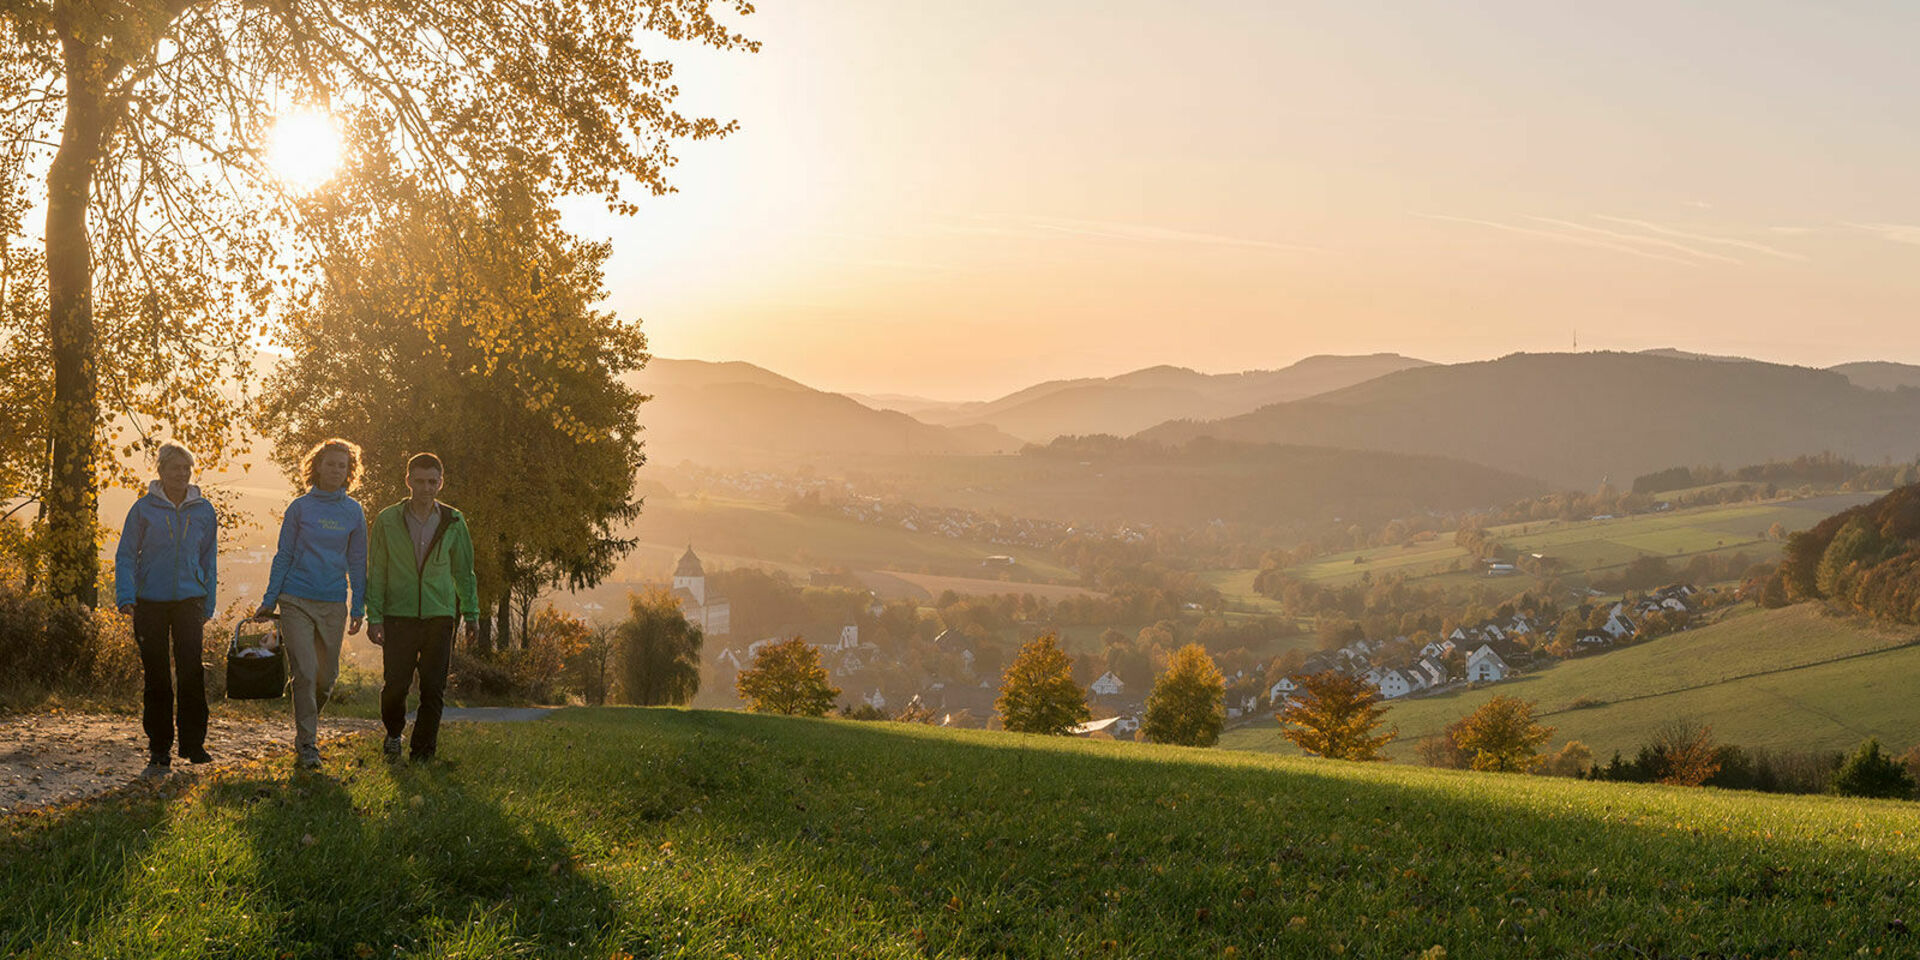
[1466,645,1511,683]
[1090,671,1125,697]
[671,546,731,636]
[1376,669,1413,699]
[1268,676,1298,702]
[1602,613,1636,639]
[863,689,887,709]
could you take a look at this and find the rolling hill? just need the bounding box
[905,353,1431,441]
[629,358,1023,467]
[852,437,1545,530]
[1830,360,1920,391]
[1141,351,1920,489]
[7,709,1919,958]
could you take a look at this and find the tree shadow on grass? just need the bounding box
[198,756,619,957]
[596,709,1920,959]
[0,778,178,956]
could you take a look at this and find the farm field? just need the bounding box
[1217,492,1880,598]
[1221,604,1920,761]
[8,709,1920,958]
[614,494,1082,585]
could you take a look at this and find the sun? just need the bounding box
[264,110,343,192]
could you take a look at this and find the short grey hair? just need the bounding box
[155,441,196,472]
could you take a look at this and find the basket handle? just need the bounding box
[229,613,281,656]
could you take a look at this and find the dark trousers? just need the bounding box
[380,617,455,757]
[134,598,208,759]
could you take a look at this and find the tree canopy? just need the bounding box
[1278,671,1396,761]
[0,0,754,607]
[1450,695,1554,773]
[616,588,703,707]
[996,632,1090,736]
[736,638,839,718]
[1140,643,1224,747]
[256,176,647,646]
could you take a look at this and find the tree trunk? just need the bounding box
[42,34,111,608]
[492,538,515,651]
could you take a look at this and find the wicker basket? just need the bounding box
[226,616,287,700]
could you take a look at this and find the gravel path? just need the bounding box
[0,712,379,813]
[0,706,561,814]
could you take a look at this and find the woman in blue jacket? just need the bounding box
[114,442,219,769]
[256,437,368,771]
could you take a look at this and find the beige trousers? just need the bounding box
[279,594,346,754]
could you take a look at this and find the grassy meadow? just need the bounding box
[1243,493,1880,595]
[7,709,1920,958]
[1222,604,1920,761]
[613,495,1082,586]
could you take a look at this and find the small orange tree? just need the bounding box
[1278,671,1396,761]
[1141,643,1225,746]
[736,637,839,717]
[996,632,1089,735]
[1453,695,1555,772]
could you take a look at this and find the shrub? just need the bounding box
[1830,738,1915,799]
[838,702,888,721]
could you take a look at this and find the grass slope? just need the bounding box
[1214,493,1879,599]
[615,495,1082,585]
[1222,604,1920,760]
[7,710,1920,958]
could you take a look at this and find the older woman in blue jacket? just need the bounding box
[114,441,219,769]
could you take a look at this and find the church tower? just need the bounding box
[673,545,706,606]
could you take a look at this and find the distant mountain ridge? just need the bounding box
[1829,361,1920,392]
[629,358,1022,467]
[899,353,1432,441]
[1139,351,1920,489]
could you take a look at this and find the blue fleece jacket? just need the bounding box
[114,481,219,619]
[260,487,368,618]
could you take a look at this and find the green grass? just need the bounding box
[1211,493,1880,599]
[8,709,1920,957]
[1222,604,1920,760]
[615,495,1082,585]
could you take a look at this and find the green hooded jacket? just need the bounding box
[367,501,479,623]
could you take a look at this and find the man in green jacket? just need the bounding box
[368,452,479,762]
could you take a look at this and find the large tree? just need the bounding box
[1450,695,1554,773]
[0,0,754,606]
[616,588,703,707]
[996,632,1090,736]
[1278,671,1396,762]
[1140,642,1224,747]
[256,175,646,648]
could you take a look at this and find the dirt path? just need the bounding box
[0,712,380,814]
[0,707,562,814]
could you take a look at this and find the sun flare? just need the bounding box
[264,110,343,192]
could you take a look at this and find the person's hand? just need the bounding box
[462,621,478,646]
[368,623,385,646]
[348,616,364,636]
[118,603,134,616]
[254,604,274,620]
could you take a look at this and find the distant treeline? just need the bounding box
[1761,482,1920,621]
[1630,453,1919,497]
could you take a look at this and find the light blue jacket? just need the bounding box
[114,482,219,619]
[260,487,368,618]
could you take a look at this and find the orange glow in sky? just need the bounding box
[565,0,1920,399]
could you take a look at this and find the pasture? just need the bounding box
[6,709,1920,958]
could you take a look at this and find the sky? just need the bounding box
[560,0,1920,400]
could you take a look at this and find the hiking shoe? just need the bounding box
[295,751,323,771]
[409,752,436,766]
[183,748,213,764]
[383,736,404,761]
[147,752,171,768]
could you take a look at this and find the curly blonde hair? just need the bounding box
[300,437,363,492]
